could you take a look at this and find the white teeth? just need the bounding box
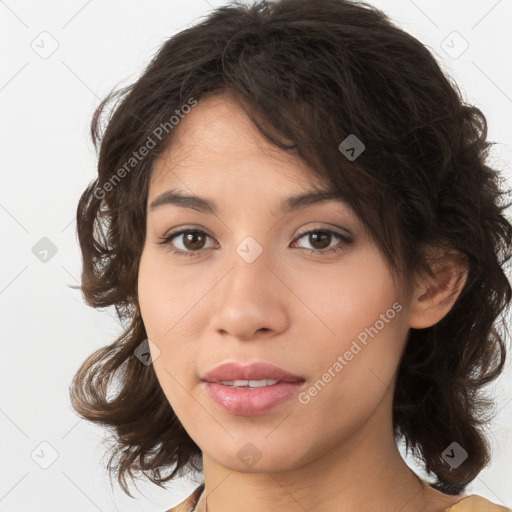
[219,379,280,388]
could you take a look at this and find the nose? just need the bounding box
[209,242,290,342]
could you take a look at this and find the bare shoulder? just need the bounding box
[444,494,511,511]
[162,483,205,512]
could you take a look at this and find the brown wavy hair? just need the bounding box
[69,0,512,498]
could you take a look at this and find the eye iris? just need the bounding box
[183,231,206,250]
[309,231,331,249]
[171,229,338,253]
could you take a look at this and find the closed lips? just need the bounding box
[202,362,305,384]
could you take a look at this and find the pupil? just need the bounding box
[185,231,204,250]
[311,232,330,249]
[181,231,331,251]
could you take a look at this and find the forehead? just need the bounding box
[150,92,328,193]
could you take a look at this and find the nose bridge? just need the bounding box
[225,232,275,304]
[223,208,278,283]
[210,231,288,339]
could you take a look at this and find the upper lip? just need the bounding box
[202,362,305,383]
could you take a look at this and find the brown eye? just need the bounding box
[292,228,351,255]
[306,231,332,250]
[180,231,207,251]
[158,226,351,258]
[159,229,216,257]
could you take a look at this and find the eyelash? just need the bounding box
[157,227,352,258]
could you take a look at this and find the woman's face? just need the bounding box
[138,92,415,473]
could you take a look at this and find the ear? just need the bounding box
[409,249,469,329]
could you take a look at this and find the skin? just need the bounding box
[137,91,468,512]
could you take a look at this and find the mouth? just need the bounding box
[202,378,306,416]
[201,361,306,415]
[215,378,282,387]
[201,361,304,383]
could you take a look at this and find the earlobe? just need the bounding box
[409,250,469,329]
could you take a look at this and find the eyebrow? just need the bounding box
[149,188,347,215]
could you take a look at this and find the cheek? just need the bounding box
[293,253,407,389]
[294,253,399,339]
[137,251,209,396]
[138,249,204,341]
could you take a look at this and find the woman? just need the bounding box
[70,0,512,510]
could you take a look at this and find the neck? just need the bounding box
[197,391,434,512]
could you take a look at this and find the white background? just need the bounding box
[1,0,511,511]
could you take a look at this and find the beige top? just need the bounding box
[163,483,511,512]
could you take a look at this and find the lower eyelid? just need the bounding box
[293,229,349,247]
[165,230,218,251]
[160,227,351,254]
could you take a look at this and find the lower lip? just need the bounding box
[203,381,304,416]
